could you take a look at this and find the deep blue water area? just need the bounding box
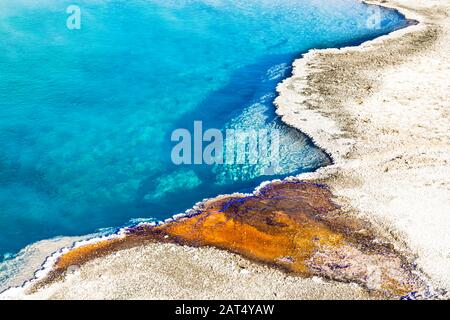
[0,0,409,260]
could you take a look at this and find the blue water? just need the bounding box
[0,0,408,260]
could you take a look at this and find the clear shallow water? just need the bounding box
[0,0,408,260]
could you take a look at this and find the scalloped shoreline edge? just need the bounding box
[0,0,425,298]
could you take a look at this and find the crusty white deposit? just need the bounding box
[276,0,450,293]
[2,0,449,300]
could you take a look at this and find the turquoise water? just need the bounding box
[0,0,408,259]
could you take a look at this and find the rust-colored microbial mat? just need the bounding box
[42,181,427,298]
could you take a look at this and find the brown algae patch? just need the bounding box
[34,181,428,298]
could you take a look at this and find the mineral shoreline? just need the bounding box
[275,0,450,294]
[2,0,449,300]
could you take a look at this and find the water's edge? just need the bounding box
[0,0,418,296]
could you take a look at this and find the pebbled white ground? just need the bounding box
[276,0,450,295]
[3,0,449,300]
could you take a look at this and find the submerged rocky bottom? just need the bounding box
[33,180,434,299]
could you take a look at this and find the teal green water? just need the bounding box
[0,0,408,259]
